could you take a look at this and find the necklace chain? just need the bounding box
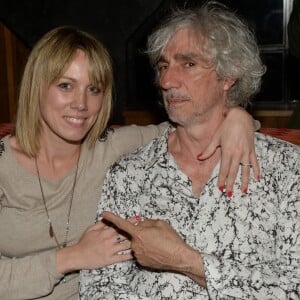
[34,151,80,249]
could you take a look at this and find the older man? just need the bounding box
[80,3,300,299]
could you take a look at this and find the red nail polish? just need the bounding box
[256,175,261,181]
[218,186,224,192]
[196,153,202,160]
[227,191,233,197]
[135,215,141,221]
[242,188,248,194]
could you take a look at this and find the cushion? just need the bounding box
[0,123,15,139]
[259,127,300,146]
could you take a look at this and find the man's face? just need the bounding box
[157,27,232,126]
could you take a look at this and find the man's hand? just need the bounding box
[101,211,206,286]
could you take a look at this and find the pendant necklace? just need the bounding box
[34,150,80,249]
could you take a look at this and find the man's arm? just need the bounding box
[101,157,300,299]
[102,213,207,286]
[79,163,142,299]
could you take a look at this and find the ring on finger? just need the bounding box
[134,215,144,226]
[240,162,252,168]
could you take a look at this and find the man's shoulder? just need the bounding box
[255,132,300,169]
[255,132,300,151]
[112,132,167,170]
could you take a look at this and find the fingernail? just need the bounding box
[227,191,233,197]
[135,215,141,221]
[242,188,248,194]
[218,186,224,192]
[196,153,202,160]
[256,175,260,181]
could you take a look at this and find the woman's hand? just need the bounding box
[56,220,132,274]
[199,107,260,195]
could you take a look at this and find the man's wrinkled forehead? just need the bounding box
[158,27,211,64]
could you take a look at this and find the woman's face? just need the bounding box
[39,49,103,145]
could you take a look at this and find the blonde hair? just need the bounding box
[15,26,113,156]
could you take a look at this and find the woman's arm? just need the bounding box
[56,220,132,274]
[132,107,258,193]
[0,250,62,299]
[0,209,132,300]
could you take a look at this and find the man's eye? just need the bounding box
[57,83,71,90]
[185,62,195,68]
[157,64,168,72]
[88,86,101,94]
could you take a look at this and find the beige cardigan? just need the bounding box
[0,124,167,300]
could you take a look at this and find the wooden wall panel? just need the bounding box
[0,21,293,128]
[0,23,10,123]
[0,21,29,123]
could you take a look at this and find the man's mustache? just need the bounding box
[163,90,191,101]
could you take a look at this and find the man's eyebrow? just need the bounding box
[157,52,203,64]
[174,53,201,61]
[157,56,168,64]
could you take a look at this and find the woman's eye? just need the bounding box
[88,86,101,94]
[57,82,71,90]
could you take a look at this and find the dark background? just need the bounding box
[0,0,298,123]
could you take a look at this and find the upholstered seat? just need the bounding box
[259,127,300,146]
[0,123,14,138]
[0,123,299,145]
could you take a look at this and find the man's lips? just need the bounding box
[167,98,189,104]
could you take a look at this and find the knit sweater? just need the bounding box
[0,124,166,300]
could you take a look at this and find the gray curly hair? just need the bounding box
[146,1,266,107]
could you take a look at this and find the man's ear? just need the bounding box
[223,78,236,91]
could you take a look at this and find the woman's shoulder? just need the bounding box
[0,135,32,172]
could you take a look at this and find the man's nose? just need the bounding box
[159,66,181,90]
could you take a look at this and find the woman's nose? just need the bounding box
[70,92,88,111]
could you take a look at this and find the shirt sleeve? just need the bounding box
[0,249,63,300]
[80,159,148,299]
[203,168,300,299]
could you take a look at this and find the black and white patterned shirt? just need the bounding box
[80,127,300,299]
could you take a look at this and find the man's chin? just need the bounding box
[168,115,187,126]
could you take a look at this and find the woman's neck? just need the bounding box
[36,141,81,180]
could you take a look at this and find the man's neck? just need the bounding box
[169,116,223,157]
[168,119,223,196]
